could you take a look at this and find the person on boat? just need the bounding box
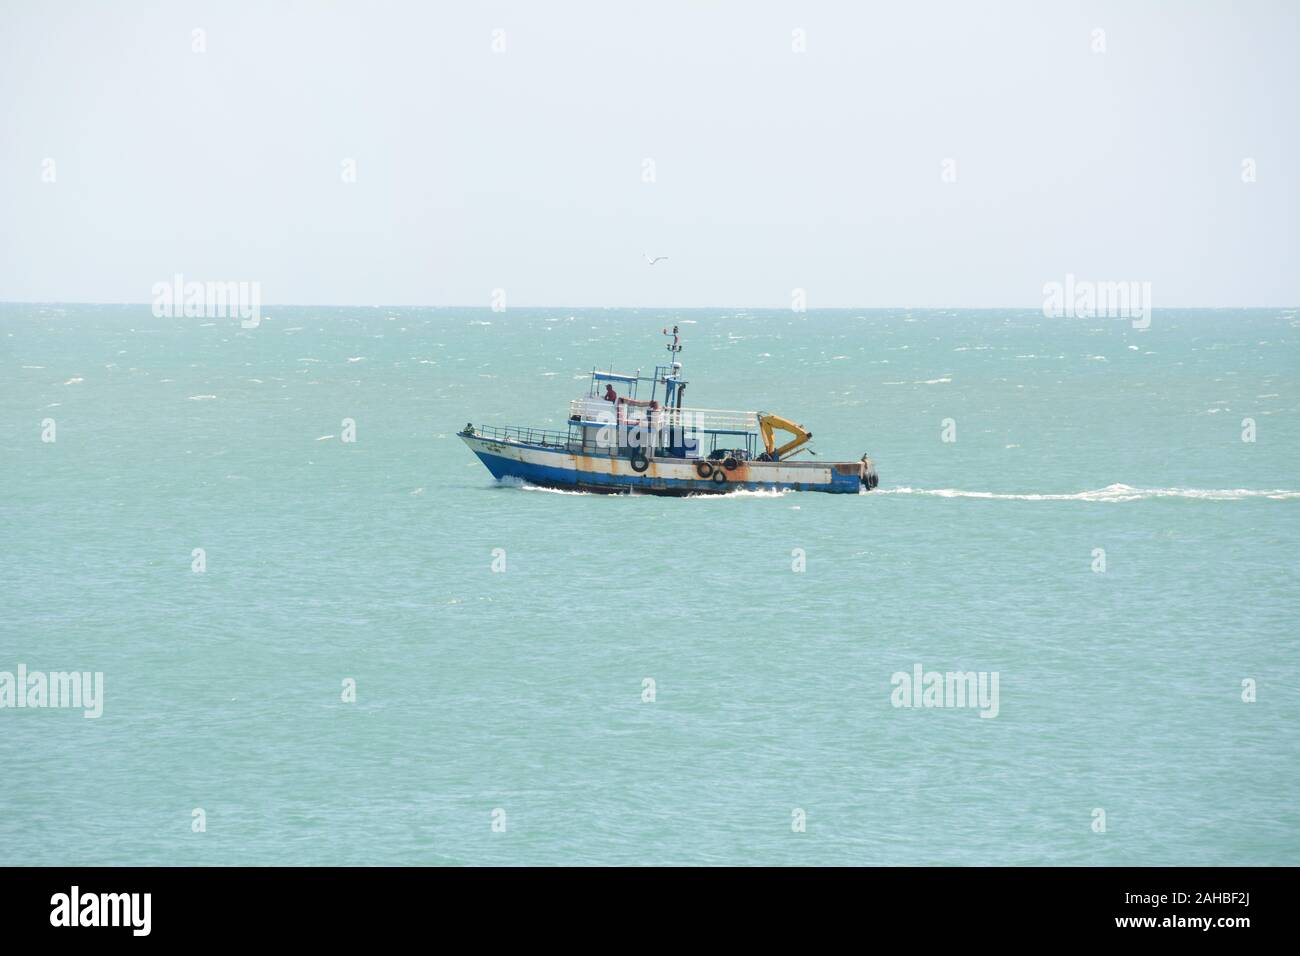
[603,383,617,402]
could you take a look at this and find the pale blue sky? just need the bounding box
[1,0,1296,307]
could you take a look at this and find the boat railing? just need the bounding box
[569,400,758,433]
[468,423,574,448]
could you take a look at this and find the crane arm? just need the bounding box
[758,413,812,460]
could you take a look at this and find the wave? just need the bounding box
[495,479,1297,502]
[873,483,1300,502]
[496,477,791,498]
[497,477,589,495]
[686,487,793,500]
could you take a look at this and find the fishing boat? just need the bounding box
[459,326,879,495]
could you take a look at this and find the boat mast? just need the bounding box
[662,325,684,407]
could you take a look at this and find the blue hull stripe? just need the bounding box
[473,449,860,494]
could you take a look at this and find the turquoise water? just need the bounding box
[2,304,1298,866]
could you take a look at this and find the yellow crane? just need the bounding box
[758,413,812,461]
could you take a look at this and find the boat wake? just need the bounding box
[494,478,1299,502]
[872,483,1300,502]
[496,477,589,495]
[497,478,792,498]
[686,487,793,500]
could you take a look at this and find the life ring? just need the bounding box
[711,470,727,485]
[695,461,714,478]
[629,451,650,472]
[723,456,740,471]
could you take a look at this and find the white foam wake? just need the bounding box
[501,479,792,499]
[496,477,590,495]
[872,483,1300,502]
[686,487,793,500]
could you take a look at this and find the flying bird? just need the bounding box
[645,254,668,265]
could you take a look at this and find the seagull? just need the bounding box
[645,254,668,265]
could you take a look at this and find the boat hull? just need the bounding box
[460,432,874,495]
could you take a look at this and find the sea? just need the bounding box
[1,304,1297,865]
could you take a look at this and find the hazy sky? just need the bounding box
[1,0,1296,307]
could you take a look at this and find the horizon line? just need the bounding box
[2,301,1297,311]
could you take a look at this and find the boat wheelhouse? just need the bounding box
[459,326,878,495]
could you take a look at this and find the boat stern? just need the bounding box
[860,455,879,490]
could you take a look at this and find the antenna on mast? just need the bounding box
[661,325,685,409]
[663,325,683,360]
